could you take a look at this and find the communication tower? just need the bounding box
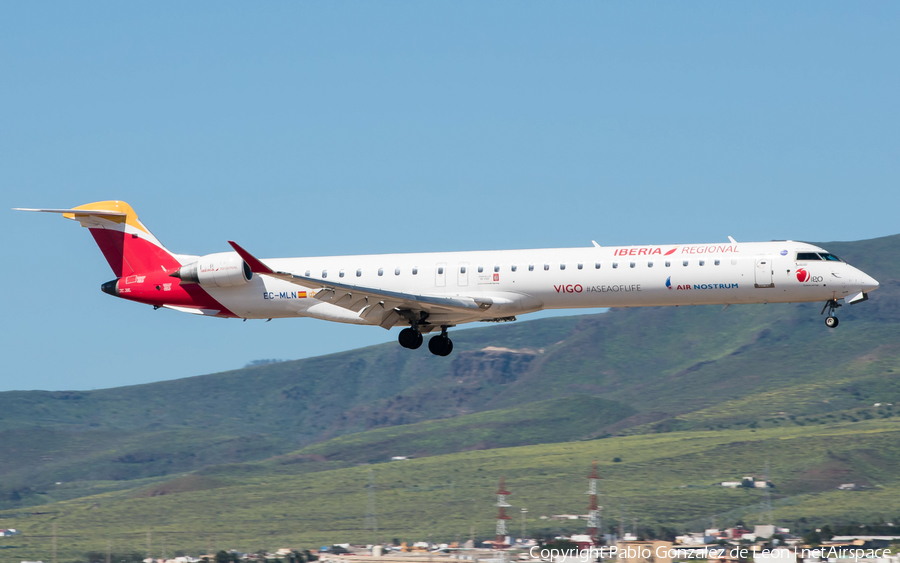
[495,477,513,548]
[586,461,602,542]
[364,469,378,538]
[762,460,773,525]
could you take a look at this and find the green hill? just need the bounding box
[1,233,898,549]
[5,419,900,562]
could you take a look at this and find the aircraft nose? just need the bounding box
[863,273,880,293]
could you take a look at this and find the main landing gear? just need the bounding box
[399,325,453,356]
[398,327,423,349]
[428,327,453,357]
[821,298,841,328]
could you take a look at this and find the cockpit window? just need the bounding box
[797,252,842,262]
[796,252,822,261]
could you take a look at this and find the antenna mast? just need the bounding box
[495,477,513,548]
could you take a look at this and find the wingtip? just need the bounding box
[228,241,274,274]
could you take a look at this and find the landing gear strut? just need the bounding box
[398,327,423,349]
[428,326,453,357]
[821,299,841,328]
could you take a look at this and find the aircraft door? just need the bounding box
[754,257,774,288]
[458,263,469,286]
[436,262,446,287]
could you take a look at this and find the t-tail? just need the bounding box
[13,201,240,316]
[15,201,183,280]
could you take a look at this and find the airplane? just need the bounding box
[16,200,880,356]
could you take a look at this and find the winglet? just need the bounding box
[228,241,275,274]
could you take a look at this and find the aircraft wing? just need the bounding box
[228,241,493,327]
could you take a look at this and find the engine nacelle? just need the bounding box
[172,252,252,288]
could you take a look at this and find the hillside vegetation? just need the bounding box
[1,234,899,561]
[5,419,900,562]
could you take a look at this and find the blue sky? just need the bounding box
[2,2,898,391]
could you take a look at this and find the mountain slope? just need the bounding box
[1,234,898,510]
[5,419,900,562]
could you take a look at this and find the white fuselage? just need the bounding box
[200,240,879,329]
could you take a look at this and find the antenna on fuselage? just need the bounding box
[728,236,737,243]
[591,240,601,248]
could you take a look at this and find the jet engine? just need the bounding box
[171,252,252,288]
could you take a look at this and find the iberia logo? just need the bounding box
[615,247,678,257]
[796,268,810,282]
[666,276,672,290]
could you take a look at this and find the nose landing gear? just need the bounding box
[821,298,842,328]
[428,326,453,357]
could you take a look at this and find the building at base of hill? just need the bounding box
[613,540,673,563]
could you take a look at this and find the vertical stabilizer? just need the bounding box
[15,201,181,277]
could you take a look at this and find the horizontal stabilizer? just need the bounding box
[14,207,127,218]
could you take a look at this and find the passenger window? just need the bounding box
[378,268,384,276]
[699,260,705,266]
[305,270,311,277]
[478,265,484,273]
[511,265,517,272]
[437,267,443,275]
[665,261,671,267]
[528,264,534,271]
[578,263,583,270]
[494,265,500,273]
[683,260,689,266]
[560,263,566,270]
[460,266,467,274]
[395,268,400,275]
[339,270,345,278]
[412,267,418,275]
[356,269,362,277]
[731,259,738,265]
[648,262,653,268]
[544,264,549,271]
[714,259,720,266]
[630,262,635,268]
[613,262,618,269]
[595,262,601,269]
[322,270,327,278]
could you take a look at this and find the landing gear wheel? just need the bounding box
[428,335,453,356]
[398,328,423,349]
[821,299,842,328]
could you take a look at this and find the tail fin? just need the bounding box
[15,200,182,277]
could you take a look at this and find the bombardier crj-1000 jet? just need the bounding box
[17,201,880,356]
